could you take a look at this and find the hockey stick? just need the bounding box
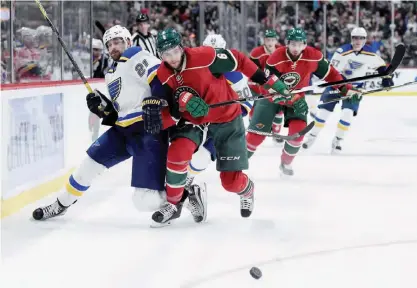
[209,44,405,109]
[247,121,315,141]
[35,0,93,93]
[320,80,417,105]
[95,20,106,35]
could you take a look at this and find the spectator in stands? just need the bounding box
[92,38,109,78]
[132,13,158,57]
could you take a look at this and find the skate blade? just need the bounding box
[331,148,342,155]
[150,220,172,228]
[200,183,208,223]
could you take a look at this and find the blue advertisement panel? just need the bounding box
[6,93,64,194]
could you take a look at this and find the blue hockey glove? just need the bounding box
[142,96,164,134]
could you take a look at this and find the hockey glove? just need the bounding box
[377,66,394,88]
[178,91,209,118]
[86,89,115,118]
[289,95,308,117]
[142,96,164,134]
[263,75,291,103]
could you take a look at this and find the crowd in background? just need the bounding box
[1,1,416,84]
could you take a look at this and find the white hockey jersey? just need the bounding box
[330,44,386,82]
[224,71,253,115]
[105,46,161,127]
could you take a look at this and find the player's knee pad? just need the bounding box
[246,132,266,148]
[220,171,248,193]
[72,155,107,187]
[288,119,307,142]
[168,138,197,163]
[132,188,166,212]
[189,145,212,172]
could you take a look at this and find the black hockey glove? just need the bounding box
[86,89,115,118]
[142,96,165,134]
[377,66,394,88]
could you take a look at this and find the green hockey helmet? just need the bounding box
[286,28,307,42]
[264,29,277,38]
[156,28,182,53]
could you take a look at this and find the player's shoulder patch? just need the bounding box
[185,46,216,68]
[119,46,143,62]
[224,71,243,84]
[266,46,287,66]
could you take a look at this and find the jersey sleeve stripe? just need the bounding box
[147,64,160,77]
[147,64,160,84]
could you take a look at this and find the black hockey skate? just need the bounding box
[238,179,255,218]
[150,189,188,227]
[32,199,70,220]
[186,183,207,223]
[184,175,195,190]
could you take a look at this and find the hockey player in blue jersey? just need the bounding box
[184,34,253,190]
[33,25,205,224]
[303,27,394,153]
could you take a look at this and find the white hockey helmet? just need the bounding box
[92,38,104,50]
[351,27,367,38]
[203,34,227,49]
[103,25,132,48]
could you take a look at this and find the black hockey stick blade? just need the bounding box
[384,43,405,75]
[95,20,106,35]
[247,121,315,141]
[317,43,405,88]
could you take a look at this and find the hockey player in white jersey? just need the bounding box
[184,34,253,189]
[303,27,394,153]
[32,25,205,224]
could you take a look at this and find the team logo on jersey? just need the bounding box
[280,72,301,89]
[108,77,122,111]
[174,86,201,101]
[348,60,363,70]
[175,74,184,85]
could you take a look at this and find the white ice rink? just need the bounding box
[2,96,417,288]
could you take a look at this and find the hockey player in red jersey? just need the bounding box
[246,28,363,176]
[249,29,284,143]
[141,28,291,225]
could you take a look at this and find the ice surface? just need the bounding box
[2,97,417,288]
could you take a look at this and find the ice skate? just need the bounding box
[331,136,343,154]
[32,199,70,220]
[151,201,184,227]
[238,180,254,218]
[280,162,294,177]
[184,175,195,190]
[186,183,207,223]
[302,133,317,149]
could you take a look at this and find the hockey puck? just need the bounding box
[249,267,262,279]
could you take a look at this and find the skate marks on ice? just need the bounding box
[181,239,417,288]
